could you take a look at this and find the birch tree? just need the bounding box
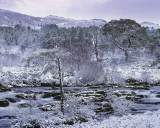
[27,48,69,115]
[26,26,70,115]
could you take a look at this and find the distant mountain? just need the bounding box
[0,9,107,28]
[0,9,43,28]
[141,22,160,29]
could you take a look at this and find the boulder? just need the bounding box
[41,82,53,87]
[125,78,149,86]
[42,92,60,98]
[40,102,60,111]
[18,103,31,108]
[0,100,9,107]
[15,93,26,99]
[6,97,17,103]
[0,83,11,92]
[15,92,36,100]
[125,78,140,85]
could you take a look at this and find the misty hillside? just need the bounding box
[141,22,160,29]
[1,9,160,29]
[0,9,106,28]
[0,9,43,28]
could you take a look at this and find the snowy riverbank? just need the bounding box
[1,62,160,88]
[68,110,160,128]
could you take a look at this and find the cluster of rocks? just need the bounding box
[75,90,106,102]
[0,83,11,92]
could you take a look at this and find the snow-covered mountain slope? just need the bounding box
[141,22,160,29]
[56,19,106,28]
[0,9,107,28]
[0,9,43,28]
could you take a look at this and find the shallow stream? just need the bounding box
[1,85,160,127]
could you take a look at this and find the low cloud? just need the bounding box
[0,0,24,9]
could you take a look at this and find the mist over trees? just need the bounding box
[0,19,160,75]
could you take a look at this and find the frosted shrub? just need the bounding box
[141,71,151,83]
[104,68,125,84]
[78,62,104,84]
[12,108,63,128]
[12,100,65,128]
[72,110,160,128]
[64,95,95,121]
[111,96,134,116]
[40,95,96,122]
[12,95,95,127]
[106,88,134,116]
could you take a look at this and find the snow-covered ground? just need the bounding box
[0,66,71,85]
[1,59,160,87]
[117,60,160,83]
[70,110,160,128]
[101,57,160,84]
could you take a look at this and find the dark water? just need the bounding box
[0,85,160,127]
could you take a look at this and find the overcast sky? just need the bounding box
[0,0,160,24]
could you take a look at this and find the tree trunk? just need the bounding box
[128,36,132,48]
[77,49,80,71]
[57,57,64,115]
[92,33,99,61]
[69,37,74,75]
[94,38,99,61]
[111,34,129,61]
[125,51,129,61]
[95,47,99,61]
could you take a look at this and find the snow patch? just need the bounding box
[141,22,160,29]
